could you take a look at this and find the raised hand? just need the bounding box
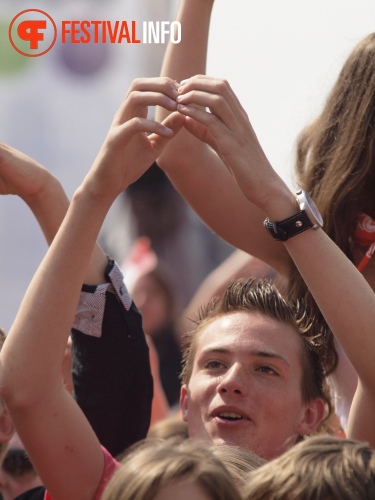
[176,75,285,211]
[82,77,185,203]
[0,142,57,202]
[0,142,70,245]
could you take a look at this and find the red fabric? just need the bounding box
[353,213,375,272]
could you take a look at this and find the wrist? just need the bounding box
[254,179,297,220]
[23,173,64,207]
[73,179,115,216]
[264,189,324,242]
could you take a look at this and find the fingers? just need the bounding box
[114,76,243,146]
[177,90,235,129]
[113,91,177,126]
[112,112,185,154]
[113,77,180,126]
[126,77,180,100]
[178,75,243,115]
[109,78,186,152]
[149,112,186,153]
[161,110,186,135]
[110,116,174,147]
[176,75,248,138]
[183,116,217,151]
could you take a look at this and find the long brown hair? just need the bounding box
[290,33,375,371]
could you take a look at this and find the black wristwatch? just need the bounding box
[264,190,323,242]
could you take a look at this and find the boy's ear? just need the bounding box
[180,385,189,422]
[296,397,326,436]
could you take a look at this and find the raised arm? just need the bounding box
[175,75,375,448]
[0,143,153,457]
[155,0,290,275]
[0,142,107,284]
[0,78,184,500]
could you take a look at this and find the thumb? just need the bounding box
[150,112,186,153]
[184,117,217,151]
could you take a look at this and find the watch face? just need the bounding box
[296,190,324,227]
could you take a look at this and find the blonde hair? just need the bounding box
[102,439,241,500]
[147,416,188,443]
[210,445,265,487]
[242,435,375,499]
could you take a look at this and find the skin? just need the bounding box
[180,311,322,460]
[173,73,375,448]
[0,78,185,500]
[155,0,291,276]
[156,0,375,435]
[1,63,375,499]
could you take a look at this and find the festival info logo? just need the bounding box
[9,10,181,57]
[9,10,57,57]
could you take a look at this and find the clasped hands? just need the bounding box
[0,75,280,212]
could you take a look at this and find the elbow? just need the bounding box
[0,361,24,410]
[0,358,40,412]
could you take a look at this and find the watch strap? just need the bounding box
[264,210,314,241]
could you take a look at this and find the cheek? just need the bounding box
[187,373,218,408]
[260,383,305,421]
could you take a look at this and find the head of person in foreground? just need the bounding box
[179,278,330,460]
[101,439,242,500]
[242,434,375,500]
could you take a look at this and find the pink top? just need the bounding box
[44,446,121,500]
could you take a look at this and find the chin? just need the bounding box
[211,435,242,447]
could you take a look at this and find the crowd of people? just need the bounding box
[0,0,375,498]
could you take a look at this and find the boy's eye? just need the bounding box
[258,365,278,376]
[204,360,225,370]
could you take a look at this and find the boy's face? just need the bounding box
[180,311,321,460]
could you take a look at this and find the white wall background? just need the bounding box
[208,0,375,185]
[1,0,374,331]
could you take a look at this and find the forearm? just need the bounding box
[166,0,214,76]
[0,78,185,499]
[219,109,375,389]
[159,139,291,275]
[0,187,112,499]
[157,0,214,119]
[23,174,69,246]
[284,223,375,445]
[0,187,111,404]
[285,228,375,387]
[155,0,287,269]
[25,175,107,285]
[0,75,183,404]
[156,0,214,166]
[260,182,375,388]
